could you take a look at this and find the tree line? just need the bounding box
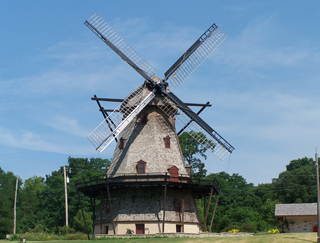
[0,133,317,237]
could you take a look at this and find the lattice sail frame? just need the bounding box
[85,13,234,158]
[86,13,156,77]
[157,96,232,160]
[165,27,227,89]
[88,87,155,152]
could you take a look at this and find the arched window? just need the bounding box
[140,113,147,125]
[137,160,146,174]
[119,137,125,150]
[164,136,170,148]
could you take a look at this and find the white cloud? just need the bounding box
[214,16,320,74]
[43,115,89,137]
[0,126,92,155]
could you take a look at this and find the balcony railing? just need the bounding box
[75,172,221,194]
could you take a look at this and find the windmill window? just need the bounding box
[164,136,170,148]
[176,225,182,233]
[140,113,147,125]
[174,200,181,212]
[137,160,146,174]
[119,137,125,150]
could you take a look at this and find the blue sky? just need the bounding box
[1,1,320,185]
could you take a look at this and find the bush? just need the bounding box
[9,232,87,241]
[9,234,20,241]
[65,232,87,240]
[74,210,92,234]
[268,229,280,234]
[28,224,48,233]
[256,220,273,232]
[228,229,239,233]
[240,221,257,233]
[57,226,75,235]
[221,224,240,232]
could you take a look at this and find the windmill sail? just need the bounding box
[164,24,227,89]
[88,87,155,152]
[85,13,156,81]
[158,93,234,160]
[85,13,234,158]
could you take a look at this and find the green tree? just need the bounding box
[261,199,281,226]
[11,157,111,234]
[73,209,92,234]
[272,157,316,203]
[178,132,210,178]
[204,172,261,232]
[0,168,22,238]
[18,176,46,232]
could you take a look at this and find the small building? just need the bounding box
[275,203,317,233]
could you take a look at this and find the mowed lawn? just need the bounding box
[0,233,318,243]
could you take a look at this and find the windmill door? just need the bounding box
[136,224,144,234]
[169,166,179,182]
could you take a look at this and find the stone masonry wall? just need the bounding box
[95,187,201,224]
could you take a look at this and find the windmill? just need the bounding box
[86,13,234,161]
[76,13,234,237]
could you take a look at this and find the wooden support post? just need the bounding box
[162,174,167,233]
[100,191,103,234]
[203,195,206,230]
[76,187,90,240]
[91,197,96,239]
[204,188,213,232]
[181,199,185,233]
[209,194,219,232]
[107,184,116,235]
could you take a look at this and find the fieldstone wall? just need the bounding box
[95,187,201,224]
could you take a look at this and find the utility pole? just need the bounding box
[316,148,320,243]
[13,176,18,234]
[64,166,68,227]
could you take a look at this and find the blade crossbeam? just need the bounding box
[165,27,227,89]
[85,13,156,77]
[88,87,155,152]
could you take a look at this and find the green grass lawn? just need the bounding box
[0,233,318,243]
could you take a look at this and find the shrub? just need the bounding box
[268,229,280,234]
[240,221,257,233]
[221,224,240,232]
[228,229,239,233]
[57,226,76,235]
[10,231,87,241]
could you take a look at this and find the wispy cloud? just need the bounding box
[215,16,320,74]
[43,115,89,137]
[0,126,92,155]
[0,21,206,98]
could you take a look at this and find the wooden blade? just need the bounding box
[85,13,156,82]
[158,92,234,160]
[164,24,227,89]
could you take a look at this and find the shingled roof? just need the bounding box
[275,203,317,216]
